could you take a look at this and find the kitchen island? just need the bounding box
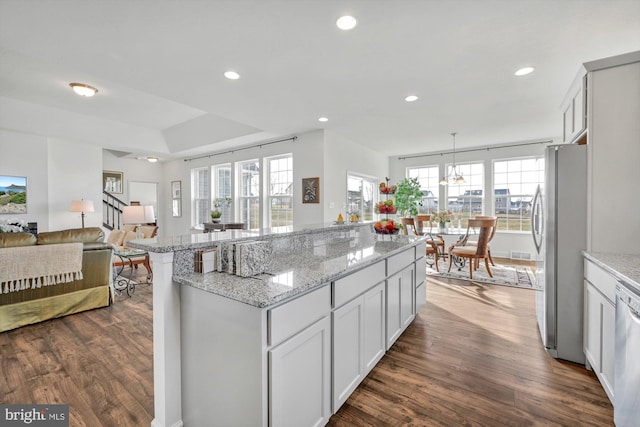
[128,222,427,427]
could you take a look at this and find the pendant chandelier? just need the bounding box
[439,132,466,186]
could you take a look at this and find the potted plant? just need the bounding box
[211,197,232,223]
[393,177,423,218]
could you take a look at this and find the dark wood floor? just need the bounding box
[0,261,613,426]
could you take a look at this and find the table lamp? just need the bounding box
[70,199,95,228]
[123,205,155,239]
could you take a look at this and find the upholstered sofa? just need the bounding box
[0,227,113,332]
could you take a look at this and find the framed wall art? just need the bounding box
[0,175,27,214]
[103,170,124,194]
[302,177,320,204]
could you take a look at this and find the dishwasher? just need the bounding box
[614,282,640,427]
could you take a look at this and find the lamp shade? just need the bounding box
[123,206,145,224]
[70,199,95,213]
[143,205,155,223]
[123,205,155,224]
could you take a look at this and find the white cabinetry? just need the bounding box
[583,259,616,403]
[180,241,424,427]
[561,72,587,143]
[386,248,416,349]
[332,281,385,410]
[415,255,427,313]
[584,53,640,254]
[268,286,332,427]
[270,316,332,427]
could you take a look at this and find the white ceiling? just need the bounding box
[1,0,639,160]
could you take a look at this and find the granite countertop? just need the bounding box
[174,233,424,308]
[583,251,640,294]
[127,221,372,253]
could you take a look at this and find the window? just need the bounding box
[267,154,293,227]
[191,167,210,227]
[446,162,484,226]
[407,166,439,213]
[238,159,260,229]
[212,164,232,222]
[347,174,377,221]
[493,157,544,232]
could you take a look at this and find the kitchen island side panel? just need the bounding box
[180,284,268,427]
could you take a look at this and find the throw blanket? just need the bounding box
[0,242,84,294]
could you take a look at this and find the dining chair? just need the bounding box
[447,218,495,279]
[475,215,498,266]
[464,215,498,267]
[401,217,439,271]
[415,214,445,256]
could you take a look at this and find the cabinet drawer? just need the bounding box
[268,285,330,347]
[334,261,385,308]
[584,260,617,303]
[387,247,415,276]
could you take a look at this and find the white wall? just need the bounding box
[389,139,551,259]
[323,131,389,221]
[48,138,103,231]
[162,130,326,237]
[102,150,165,234]
[0,129,50,231]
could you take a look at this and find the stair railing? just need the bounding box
[103,191,128,230]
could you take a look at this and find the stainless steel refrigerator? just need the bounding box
[531,143,587,364]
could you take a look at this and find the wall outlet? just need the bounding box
[329,202,335,209]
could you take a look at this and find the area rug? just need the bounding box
[426,258,536,289]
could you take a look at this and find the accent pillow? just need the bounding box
[122,231,138,248]
[106,229,125,246]
[139,225,157,238]
[122,224,137,233]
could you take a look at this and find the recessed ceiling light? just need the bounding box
[405,95,418,102]
[147,157,158,163]
[336,15,357,30]
[69,83,98,97]
[515,67,534,76]
[318,117,329,122]
[224,71,240,80]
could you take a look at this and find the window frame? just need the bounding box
[492,156,544,233]
[237,159,261,230]
[265,154,294,228]
[212,163,232,222]
[446,161,484,227]
[406,165,439,214]
[191,166,211,228]
[347,172,378,222]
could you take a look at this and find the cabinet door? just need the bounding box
[386,271,402,349]
[386,266,416,349]
[416,281,427,313]
[573,86,585,137]
[563,102,574,143]
[400,266,415,329]
[601,299,615,401]
[584,281,602,372]
[363,282,386,373]
[333,296,363,411]
[269,316,331,427]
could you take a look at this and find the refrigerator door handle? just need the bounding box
[531,185,543,254]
